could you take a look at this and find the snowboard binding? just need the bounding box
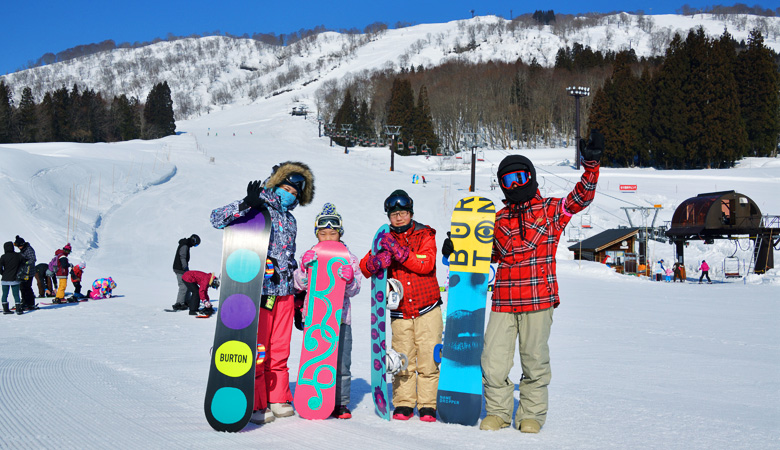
[386,278,403,311]
[385,348,408,382]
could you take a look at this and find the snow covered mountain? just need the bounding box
[2,13,779,120]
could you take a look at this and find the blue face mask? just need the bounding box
[275,187,297,209]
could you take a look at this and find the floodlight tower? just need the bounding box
[566,86,590,170]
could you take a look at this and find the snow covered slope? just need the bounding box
[1,84,778,448]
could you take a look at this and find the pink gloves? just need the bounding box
[366,251,392,274]
[338,265,354,282]
[301,250,317,272]
[380,234,410,263]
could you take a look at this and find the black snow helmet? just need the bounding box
[189,234,201,247]
[497,155,539,205]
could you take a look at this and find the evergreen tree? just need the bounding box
[37,92,55,142]
[649,34,690,168]
[0,81,14,143]
[111,95,141,141]
[385,78,416,155]
[354,99,376,144]
[414,85,439,152]
[332,89,358,146]
[699,32,748,167]
[143,81,176,139]
[16,87,37,143]
[635,68,653,166]
[51,86,71,141]
[736,30,780,157]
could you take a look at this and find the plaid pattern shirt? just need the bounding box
[491,161,600,313]
[360,221,441,319]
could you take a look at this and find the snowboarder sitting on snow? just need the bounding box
[464,130,602,434]
[359,190,442,423]
[171,234,200,311]
[181,270,219,315]
[210,161,315,424]
[51,243,72,304]
[87,277,117,299]
[292,203,362,420]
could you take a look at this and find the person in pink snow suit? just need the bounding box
[698,260,711,283]
[181,270,219,315]
[664,267,673,282]
[88,277,116,299]
[292,203,361,420]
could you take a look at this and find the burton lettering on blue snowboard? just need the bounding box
[370,224,391,420]
[294,240,349,420]
[437,196,495,426]
[204,209,271,432]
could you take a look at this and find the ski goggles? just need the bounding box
[282,173,307,193]
[315,214,342,230]
[384,194,413,213]
[500,170,532,189]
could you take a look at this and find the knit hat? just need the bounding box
[63,243,72,252]
[314,203,344,236]
[384,190,414,216]
[14,235,25,246]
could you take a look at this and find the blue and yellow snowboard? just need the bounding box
[437,196,495,426]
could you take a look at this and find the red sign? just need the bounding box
[619,184,637,192]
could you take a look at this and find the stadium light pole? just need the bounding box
[566,86,590,170]
[464,132,479,192]
[384,125,401,171]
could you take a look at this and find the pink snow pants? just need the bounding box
[254,294,294,411]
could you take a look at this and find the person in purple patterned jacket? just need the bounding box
[210,161,314,425]
[292,202,361,420]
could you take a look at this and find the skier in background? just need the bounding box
[52,243,72,304]
[1,241,24,315]
[181,270,219,316]
[467,130,602,433]
[171,234,200,311]
[698,260,711,284]
[210,161,314,424]
[359,190,442,423]
[70,262,86,295]
[292,203,361,419]
[13,236,37,310]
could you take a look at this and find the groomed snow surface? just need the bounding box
[1,93,779,449]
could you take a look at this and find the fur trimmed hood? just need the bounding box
[265,161,315,206]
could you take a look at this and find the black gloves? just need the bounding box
[441,232,454,258]
[579,129,604,163]
[243,180,266,210]
[293,291,305,331]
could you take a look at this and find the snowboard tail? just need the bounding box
[204,210,271,432]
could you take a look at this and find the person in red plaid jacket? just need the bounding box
[467,130,602,433]
[359,190,442,423]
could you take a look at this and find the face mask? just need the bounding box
[275,187,297,209]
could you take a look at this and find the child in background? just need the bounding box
[88,277,117,299]
[665,266,673,282]
[52,243,72,304]
[71,262,86,295]
[292,203,361,419]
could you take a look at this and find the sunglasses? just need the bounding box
[384,194,413,213]
[316,215,342,230]
[500,170,532,189]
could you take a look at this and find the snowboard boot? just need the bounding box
[2,303,11,315]
[519,419,541,433]
[15,304,23,315]
[392,406,413,421]
[479,415,509,431]
[269,402,294,418]
[249,408,275,424]
[418,407,437,422]
[331,405,352,419]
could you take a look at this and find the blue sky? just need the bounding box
[1,1,777,76]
